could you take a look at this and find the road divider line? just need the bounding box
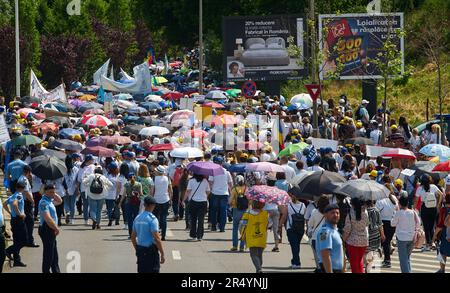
[172,250,181,260]
[166,229,174,237]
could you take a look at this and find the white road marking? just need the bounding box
[172,250,181,260]
[166,229,174,237]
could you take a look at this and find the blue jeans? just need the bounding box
[153,201,170,239]
[105,199,116,221]
[232,208,245,249]
[210,194,228,231]
[88,198,104,224]
[287,228,304,266]
[82,192,89,221]
[126,203,140,236]
[64,195,77,219]
[397,240,413,273]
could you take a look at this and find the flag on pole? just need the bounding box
[147,47,155,66]
[164,54,169,74]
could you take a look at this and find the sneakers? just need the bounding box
[84,220,89,226]
[13,261,27,267]
[70,219,74,225]
[421,246,431,252]
[230,247,238,252]
[108,220,112,227]
[239,247,245,252]
[381,261,391,268]
[291,264,301,269]
[65,215,70,225]
[92,221,97,230]
[123,225,128,230]
[436,269,445,273]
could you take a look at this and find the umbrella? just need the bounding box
[154,76,168,84]
[170,147,204,159]
[83,108,105,116]
[81,146,116,157]
[212,114,239,125]
[225,163,247,173]
[206,90,227,100]
[145,95,163,102]
[126,107,148,115]
[163,92,183,100]
[59,128,84,139]
[33,113,46,120]
[52,139,83,151]
[245,185,290,205]
[186,129,208,138]
[82,115,112,127]
[17,108,37,116]
[203,101,225,109]
[30,155,67,180]
[225,89,241,98]
[290,170,346,200]
[187,162,225,176]
[419,144,450,161]
[278,142,309,158]
[288,171,315,186]
[246,162,285,173]
[12,135,42,146]
[147,144,174,152]
[344,137,375,146]
[44,116,70,126]
[45,103,69,112]
[100,136,132,145]
[41,149,67,161]
[79,94,97,101]
[334,179,390,201]
[69,99,86,108]
[139,126,170,137]
[140,102,162,111]
[432,161,450,172]
[115,100,136,109]
[123,125,145,135]
[290,94,313,109]
[114,93,133,100]
[382,149,416,160]
[86,137,103,147]
[31,122,59,135]
[78,102,102,113]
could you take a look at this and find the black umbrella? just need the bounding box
[52,139,83,151]
[44,116,71,126]
[30,155,67,180]
[289,170,346,200]
[41,149,67,161]
[344,137,374,146]
[123,125,145,135]
[409,161,446,181]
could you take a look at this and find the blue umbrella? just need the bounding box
[123,116,141,123]
[126,107,148,115]
[59,128,84,139]
[78,102,102,113]
[140,102,162,111]
[225,163,248,173]
[419,144,450,161]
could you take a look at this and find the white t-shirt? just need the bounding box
[282,164,296,182]
[286,202,306,230]
[416,184,440,206]
[105,173,120,200]
[307,209,325,240]
[376,197,399,221]
[304,201,316,221]
[153,175,170,204]
[187,179,210,202]
[370,129,382,145]
[391,209,421,241]
[209,169,232,195]
[261,153,271,162]
[306,165,324,172]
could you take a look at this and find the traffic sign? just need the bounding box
[305,84,321,101]
[241,80,257,98]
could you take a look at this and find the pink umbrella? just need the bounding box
[82,115,112,127]
[100,136,132,145]
[33,113,46,120]
[86,137,103,147]
[382,148,416,160]
[212,114,239,125]
[245,185,290,205]
[83,108,105,116]
[204,101,225,109]
[246,162,285,173]
[17,108,37,116]
[81,146,116,157]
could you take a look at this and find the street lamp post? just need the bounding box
[199,0,204,95]
[15,0,20,98]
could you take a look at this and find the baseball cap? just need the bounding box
[213,156,224,164]
[394,179,403,186]
[128,172,135,178]
[85,154,94,161]
[324,203,340,213]
[370,170,378,178]
[362,99,369,104]
[108,162,118,169]
[339,99,345,104]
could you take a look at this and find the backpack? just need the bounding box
[90,175,104,194]
[235,187,248,211]
[355,106,364,121]
[290,203,305,235]
[423,190,437,208]
[172,166,184,187]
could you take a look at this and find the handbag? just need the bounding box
[413,211,426,249]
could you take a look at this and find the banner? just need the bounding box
[318,13,404,80]
[311,138,339,152]
[223,15,307,82]
[104,93,113,119]
[365,145,392,158]
[30,70,67,104]
[0,115,11,144]
[97,61,152,94]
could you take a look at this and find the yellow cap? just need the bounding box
[356,122,363,129]
[394,179,403,186]
[292,129,299,135]
[370,170,378,177]
[391,124,398,130]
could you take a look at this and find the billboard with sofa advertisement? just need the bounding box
[223,15,307,82]
[318,13,404,80]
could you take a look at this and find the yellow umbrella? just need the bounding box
[80,94,97,101]
[155,76,168,84]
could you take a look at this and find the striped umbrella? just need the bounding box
[82,115,112,127]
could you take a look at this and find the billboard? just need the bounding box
[318,13,404,80]
[223,15,307,82]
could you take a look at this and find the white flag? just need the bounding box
[42,84,67,104]
[30,70,49,99]
[30,70,67,104]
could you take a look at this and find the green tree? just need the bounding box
[107,0,134,31]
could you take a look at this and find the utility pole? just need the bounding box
[198,0,204,95]
[15,0,20,98]
[309,0,318,138]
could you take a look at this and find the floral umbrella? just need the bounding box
[245,185,290,205]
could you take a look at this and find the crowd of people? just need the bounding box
[0,79,449,274]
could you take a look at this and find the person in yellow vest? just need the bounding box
[240,200,269,273]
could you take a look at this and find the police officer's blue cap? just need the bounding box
[108,162,118,169]
[324,203,339,213]
[14,149,22,156]
[85,154,94,161]
[143,196,157,206]
[213,156,224,164]
[72,153,81,159]
[128,172,135,178]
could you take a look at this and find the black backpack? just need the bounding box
[290,203,305,235]
[235,187,248,211]
[90,175,104,194]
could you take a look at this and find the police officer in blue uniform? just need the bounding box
[131,196,165,273]
[316,204,344,273]
[0,197,5,273]
[5,150,27,193]
[17,165,38,248]
[3,181,27,267]
[38,184,62,273]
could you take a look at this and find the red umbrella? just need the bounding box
[382,148,416,160]
[147,144,174,152]
[33,113,46,120]
[204,102,225,109]
[81,146,116,157]
[82,115,112,127]
[80,115,93,124]
[432,161,450,172]
[163,92,183,100]
[100,136,132,145]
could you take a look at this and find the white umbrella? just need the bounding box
[290,94,313,109]
[170,147,204,159]
[139,126,170,137]
[206,90,228,100]
[115,99,136,109]
[146,95,163,102]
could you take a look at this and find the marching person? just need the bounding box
[433,193,450,273]
[284,193,306,269]
[38,184,62,273]
[0,197,5,273]
[183,173,210,241]
[316,204,344,273]
[229,175,247,251]
[3,181,27,267]
[17,165,38,247]
[209,156,233,232]
[131,196,165,273]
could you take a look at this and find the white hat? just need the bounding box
[362,99,370,104]
[156,165,166,174]
[339,99,345,104]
